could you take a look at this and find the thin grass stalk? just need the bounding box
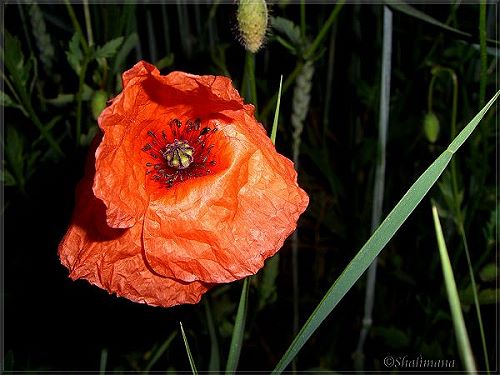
[17,3,33,53]
[204,298,220,372]
[64,0,89,53]
[300,0,306,39]
[304,1,344,60]
[431,204,477,373]
[83,0,94,47]
[64,0,91,146]
[457,223,490,373]
[75,56,90,146]
[99,348,107,375]
[354,7,392,371]
[143,331,177,373]
[225,278,250,375]
[270,76,283,144]
[322,22,337,142]
[479,0,487,108]
[180,322,198,375]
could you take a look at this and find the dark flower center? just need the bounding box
[142,117,219,188]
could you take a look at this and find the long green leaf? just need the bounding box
[387,0,499,47]
[225,278,250,374]
[431,204,477,372]
[272,90,500,374]
[387,1,469,38]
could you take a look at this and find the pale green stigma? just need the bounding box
[163,139,194,169]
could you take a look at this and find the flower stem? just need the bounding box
[479,0,487,108]
[83,0,94,47]
[75,55,90,146]
[244,51,258,112]
[64,0,89,54]
[300,0,306,39]
[304,0,344,60]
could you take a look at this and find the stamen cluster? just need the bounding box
[142,117,219,188]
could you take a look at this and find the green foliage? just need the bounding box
[94,36,124,59]
[66,32,84,75]
[2,126,40,192]
[2,31,32,87]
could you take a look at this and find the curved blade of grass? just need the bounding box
[431,204,477,372]
[272,91,500,374]
[180,322,198,375]
[386,1,469,38]
[143,331,177,374]
[225,278,250,375]
[387,0,499,47]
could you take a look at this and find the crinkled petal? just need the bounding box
[142,118,309,283]
[59,144,211,307]
[94,61,250,228]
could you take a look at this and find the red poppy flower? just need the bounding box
[59,61,309,307]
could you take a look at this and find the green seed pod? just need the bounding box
[91,90,108,120]
[423,112,440,143]
[237,0,268,53]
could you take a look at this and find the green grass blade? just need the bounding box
[449,90,499,152]
[431,204,477,372]
[272,91,500,374]
[225,278,250,375]
[143,331,177,374]
[99,348,107,375]
[387,1,470,38]
[180,322,198,375]
[204,298,221,372]
[458,222,490,373]
[270,75,283,145]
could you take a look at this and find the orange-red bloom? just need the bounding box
[59,61,309,307]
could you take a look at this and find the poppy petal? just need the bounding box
[94,62,251,229]
[141,119,309,283]
[59,142,211,307]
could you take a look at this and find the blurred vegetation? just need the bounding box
[2,2,498,373]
